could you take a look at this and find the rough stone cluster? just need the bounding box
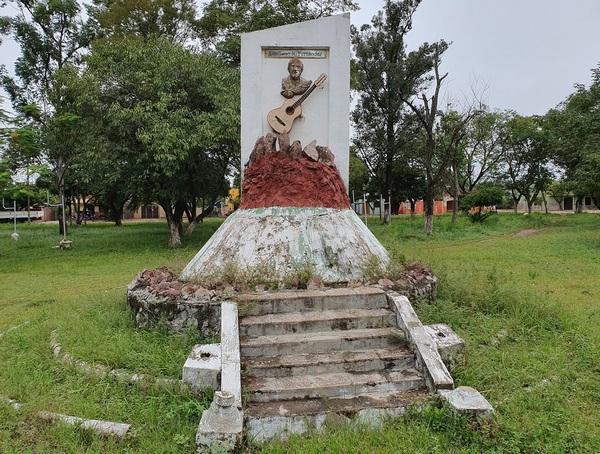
[392,262,438,302]
[241,133,350,210]
[246,132,335,168]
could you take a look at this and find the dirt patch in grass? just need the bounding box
[514,229,539,237]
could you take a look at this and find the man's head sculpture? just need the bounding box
[287,58,304,80]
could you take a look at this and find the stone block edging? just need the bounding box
[50,330,183,391]
[1,397,131,438]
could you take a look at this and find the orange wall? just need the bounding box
[410,200,447,215]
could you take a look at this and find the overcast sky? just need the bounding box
[1,0,599,117]
[352,0,600,115]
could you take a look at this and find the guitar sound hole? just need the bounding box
[285,107,295,115]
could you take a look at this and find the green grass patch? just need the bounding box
[0,220,221,453]
[2,213,600,452]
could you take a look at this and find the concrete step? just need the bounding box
[245,390,427,419]
[244,390,429,442]
[243,347,416,378]
[237,287,388,316]
[240,328,407,357]
[239,308,396,337]
[246,369,426,403]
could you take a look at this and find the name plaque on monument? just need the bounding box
[263,48,328,59]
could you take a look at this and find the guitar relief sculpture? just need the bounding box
[267,73,327,134]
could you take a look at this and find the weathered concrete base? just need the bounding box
[394,263,439,302]
[424,323,465,372]
[353,406,408,428]
[180,207,389,284]
[127,269,221,336]
[182,344,221,392]
[196,391,243,453]
[246,404,413,443]
[439,386,495,419]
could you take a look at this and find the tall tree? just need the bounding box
[352,0,438,220]
[2,121,44,221]
[74,37,239,245]
[399,39,450,235]
[439,108,480,224]
[401,45,480,232]
[1,0,92,234]
[500,113,553,214]
[459,109,507,195]
[546,66,600,209]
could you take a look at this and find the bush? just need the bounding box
[460,186,505,223]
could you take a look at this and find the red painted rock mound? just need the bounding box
[241,152,351,210]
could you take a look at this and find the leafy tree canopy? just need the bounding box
[198,0,358,65]
[87,0,200,43]
[545,65,600,207]
[69,36,239,243]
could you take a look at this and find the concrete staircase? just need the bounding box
[239,287,429,442]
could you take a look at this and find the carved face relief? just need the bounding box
[287,58,304,81]
[289,62,303,80]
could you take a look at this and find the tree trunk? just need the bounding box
[26,169,31,223]
[526,197,534,214]
[512,193,520,214]
[55,159,68,237]
[541,191,549,214]
[575,196,583,213]
[163,200,187,246]
[58,208,67,236]
[424,213,433,235]
[451,164,459,224]
[383,208,391,224]
[168,220,181,247]
[185,215,202,236]
[185,204,214,236]
[424,186,435,236]
[109,201,124,226]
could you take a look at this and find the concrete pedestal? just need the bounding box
[180,207,388,284]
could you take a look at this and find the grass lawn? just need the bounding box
[1,213,599,452]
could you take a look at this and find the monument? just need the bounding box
[180,14,389,285]
[126,15,492,450]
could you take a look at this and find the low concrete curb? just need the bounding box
[38,411,131,438]
[0,321,30,340]
[50,330,183,390]
[423,323,465,372]
[183,344,222,392]
[387,292,454,391]
[1,398,131,438]
[220,302,242,407]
